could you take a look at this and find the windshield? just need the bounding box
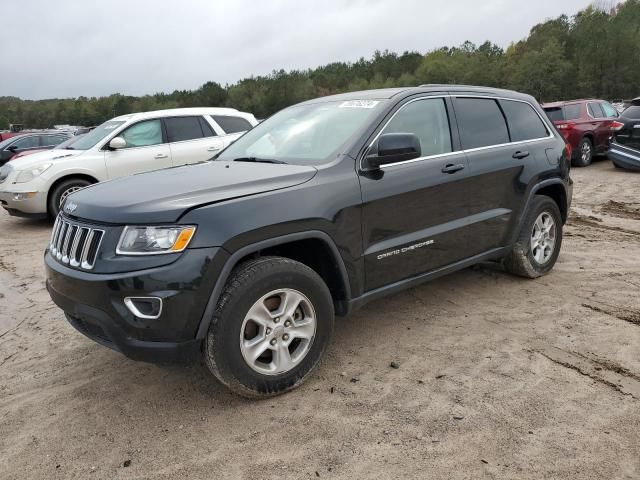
[216,100,387,165]
[68,120,125,150]
[543,107,564,122]
[622,106,640,119]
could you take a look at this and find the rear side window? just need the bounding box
[212,115,253,134]
[165,116,205,142]
[500,100,548,141]
[544,107,564,122]
[454,98,509,149]
[377,98,452,157]
[40,135,68,147]
[564,104,582,120]
[588,103,605,118]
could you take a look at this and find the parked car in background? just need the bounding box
[542,99,619,167]
[608,103,640,171]
[10,134,86,160]
[0,107,258,218]
[0,131,72,166]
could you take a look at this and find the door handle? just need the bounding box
[512,151,530,159]
[154,153,169,159]
[441,163,465,174]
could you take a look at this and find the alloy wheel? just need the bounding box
[239,288,317,375]
[530,212,556,264]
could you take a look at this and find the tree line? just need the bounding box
[1,1,638,130]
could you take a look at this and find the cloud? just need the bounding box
[1,0,591,99]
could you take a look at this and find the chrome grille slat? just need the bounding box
[49,215,104,271]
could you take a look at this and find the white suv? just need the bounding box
[0,107,257,218]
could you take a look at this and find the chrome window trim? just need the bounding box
[360,94,556,170]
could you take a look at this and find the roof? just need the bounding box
[111,107,246,122]
[301,84,536,105]
[541,99,600,108]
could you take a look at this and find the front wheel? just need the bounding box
[48,178,92,217]
[503,195,563,278]
[204,256,334,398]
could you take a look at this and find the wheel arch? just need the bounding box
[196,231,352,339]
[47,173,99,212]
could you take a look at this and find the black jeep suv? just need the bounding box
[45,86,572,397]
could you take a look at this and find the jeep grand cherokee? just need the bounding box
[45,85,573,397]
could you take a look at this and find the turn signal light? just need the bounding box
[171,227,196,252]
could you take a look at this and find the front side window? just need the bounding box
[216,100,387,165]
[588,103,605,118]
[601,102,618,118]
[165,116,204,143]
[12,136,39,150]
[455,98,509,149]
[212,115,253,134]
[500,100,548,142]
[375,98,452,157]
[120,120,163,148]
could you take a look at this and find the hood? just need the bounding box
[8,148,82,170]
[65,161,318,224]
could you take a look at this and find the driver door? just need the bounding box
[104,119,172,179]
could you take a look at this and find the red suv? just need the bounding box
[542,99,619,166]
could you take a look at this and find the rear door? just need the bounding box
[104,119,172,179]
[165,116,223,165]
[453,96,551,255]
[360,96,472,290]
[587,102,611,151]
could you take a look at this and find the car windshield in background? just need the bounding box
[54,134,85,150]
[216,100,387,165]
[544,104,581,122]
[67,120,125,150]
[544,107,564,122]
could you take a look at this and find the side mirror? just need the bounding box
[108,137,127,150]
[7,145,18,152]
[362,133,421,171]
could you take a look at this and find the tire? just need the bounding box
[573,137,593,167]
[204,256,334,398]
[48,178,92,217]
[503,195,563,279]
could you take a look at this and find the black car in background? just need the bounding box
[0,131,72,165]
[609,100,640,171]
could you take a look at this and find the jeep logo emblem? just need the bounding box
[65,202,78,214]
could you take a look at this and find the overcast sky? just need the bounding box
[2,0,593,100]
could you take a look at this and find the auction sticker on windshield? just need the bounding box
[339,100,380,109]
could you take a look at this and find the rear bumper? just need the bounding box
[609,143,640,172]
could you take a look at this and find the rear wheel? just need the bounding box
[48,178,91,217]
[204,256,334,398]
[503,195,563,278]
[573,137,593,167]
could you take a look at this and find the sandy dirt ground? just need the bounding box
[1,159,639,480]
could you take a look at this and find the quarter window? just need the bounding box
[212,115,253,134]
[120,120,163,148]
[500,100,548,142]
[454,98,509,149]
[588,103,605,118]
[601,102,618,118]
[165,116,205,143]
[376,98,452,157]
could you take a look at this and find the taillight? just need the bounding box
[611,121,625,131]
[564,141,572,160]
[556,122,576,130]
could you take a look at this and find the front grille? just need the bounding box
[50,215,104,270]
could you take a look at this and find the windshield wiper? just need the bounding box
[232,157,287,164]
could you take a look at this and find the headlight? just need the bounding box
[15,163,53,183]
[116,225,196,255]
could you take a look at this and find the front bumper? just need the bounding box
[45,246,228,363]
[609,143,640,172]
[0,189,48,217]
